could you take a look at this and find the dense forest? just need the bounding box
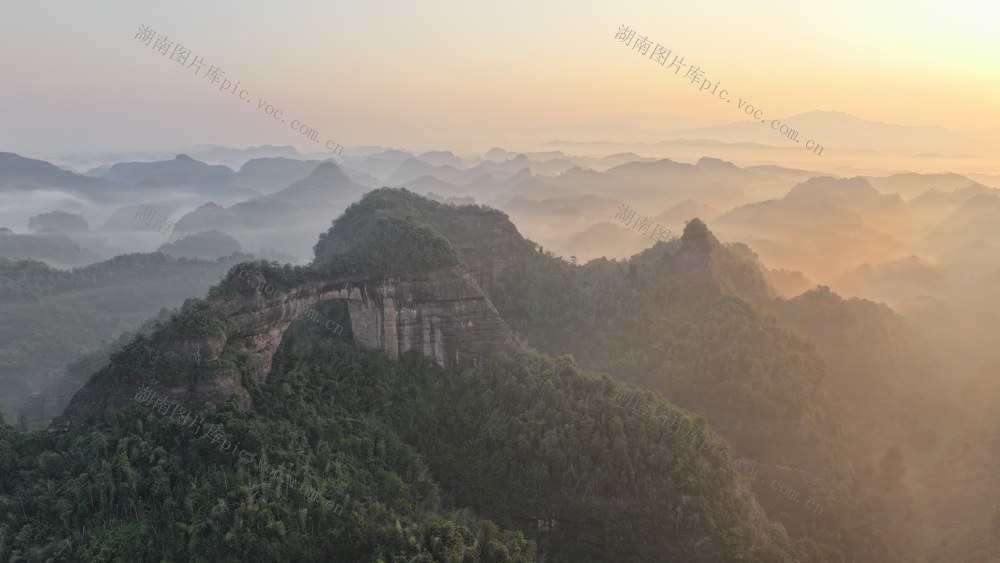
[304,189,957,561]
[1,304,797,561]
[2,188,998,561]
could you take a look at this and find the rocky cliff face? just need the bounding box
[53,189,533,430]
[51,264,516,429]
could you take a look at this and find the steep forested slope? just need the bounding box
[1,311,796,561]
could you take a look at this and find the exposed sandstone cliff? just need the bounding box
[51,264,516,429]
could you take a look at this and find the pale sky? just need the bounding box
[1,0,997,156]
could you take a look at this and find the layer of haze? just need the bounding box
[1,0,998,157]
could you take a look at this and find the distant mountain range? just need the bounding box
[0,152,119,194]
[5,142,1000,291]
[542,111,997,164]
[669,110,985,154]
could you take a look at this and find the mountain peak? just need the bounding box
[680,217,719,254]
[785,176,881,202]
[261,160,356,204]
[696,156,740,170]
[671,218,775,302]
[310,160,345,175]
[313,188,526,277]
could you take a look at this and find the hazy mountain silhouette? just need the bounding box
[96,154,250,195]
[0,228,101,268]
[28,210,89,233]
[234,157,325,191]
[0,152,118,194]
[156,230,244,260]
[263,161,362,205]
[670,110,984,154]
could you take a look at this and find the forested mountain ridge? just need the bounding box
[3,188,975,561]
[313,187,529,291]
[324,190,923,561]
[482,220,935,562]
[1,190,806,561]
